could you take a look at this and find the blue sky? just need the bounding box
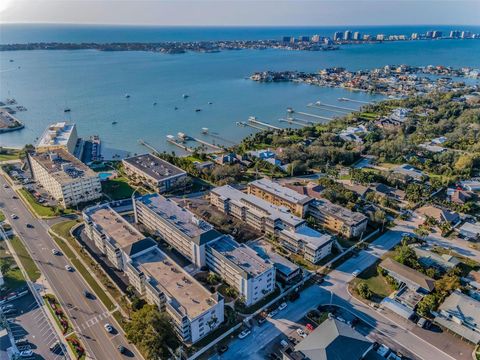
[1,0,479,26]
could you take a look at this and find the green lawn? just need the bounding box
[101,177,134,200]
[50,222,116,311]
[0,151,21,162]
[0,210,5,223]
[18,189,57,217]
[351,263,394,300]
[9,236,41,282]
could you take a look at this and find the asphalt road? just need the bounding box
[0,175,140,360]
[215,221,467,360]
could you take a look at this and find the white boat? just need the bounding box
[201,128,209,134]
[166,135,175,140]
[177,132,187,140]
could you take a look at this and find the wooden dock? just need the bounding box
[248,117,281,130]
[279,118,311,127]
[237,121,266,131]
[191,137,223,151]
[338,97,374,105]
[296,110,333,121]
[165,138,195,153]
[310,101,356,112]
[139,139,162,153]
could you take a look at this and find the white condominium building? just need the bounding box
[36,122,78,154]
[134,193,223,267]
[206,235,275,306]
[279,226,333,264]
[83,204,157,270]
[126,246,224,343]
[28,149,102,208]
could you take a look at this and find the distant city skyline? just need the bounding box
[1,0,479,26]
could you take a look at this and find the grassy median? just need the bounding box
[50,221,116,311]
[10,235,41,282]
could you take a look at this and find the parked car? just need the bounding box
[104,323,113,333]
[83,290,93,299]
[1,304,15,311]
[26,224,34,228]
[19,350,33,358]
[376,344,391,357]
[416,317,431,329]
[117,345,126,354]
[64,265,74,272]
[268,309,278,318]
[278,302,287,311]
[51,249,60,255]
[296,329,307,338]
[10,214,18,220]
[352,269,361,277]
[257,316,267,325]
[237,329,251,339]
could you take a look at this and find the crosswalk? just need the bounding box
[80,310,111,331]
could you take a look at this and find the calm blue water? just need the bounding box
[0,25,479,156]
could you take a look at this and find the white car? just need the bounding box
[19,350,33,358]
[277,302,287,311]
[296,329,307,338]
[52,249,60,255]
[268,309,278,318]
[104,323,114,333]
[64,265,73,272]
[352,269,361,278]
[237,329,251,339]
[11,214,18,220]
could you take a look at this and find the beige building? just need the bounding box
[308,199,368,238]
[122,153,187,193]
[36,122,78,154]
[248,178,313,217]
[210,185,332,263]
[134,193,223,268]
[28,149,102,208]
[126,246,224,343]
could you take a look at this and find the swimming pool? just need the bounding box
[98,172,113,181]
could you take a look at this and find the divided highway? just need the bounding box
[0,175,140,360]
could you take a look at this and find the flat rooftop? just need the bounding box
[37,122,76,148]
[132,246,217,319]
[312,198,367,225]
[123,153,186,181]
[282,225,332,251]
[248,239,299,277]
[208,235,273,277]
[30,148,98,184]
[85,205,145,250]
[212,185,304,228]
[249,178,312,205]
[136,194,221,245]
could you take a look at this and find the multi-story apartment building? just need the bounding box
[247,178,313,217]
[28,149,102,208]
[83,204,157,270]
[36,122,78,154]
[122,153,187,193]
[279,226,333,264]
[126,246,224,343]
[307,199,368,239]
[134,193,223,267]
[256,179,368,239]
[206,235,275,306]
[210,185,332,263]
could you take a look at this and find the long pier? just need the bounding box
[139,139,162,153]
[165,138,195,153]
[237,121,266,131]
[296,111,333,121]
[191,137,223,151]
[279,118,310,127]
[206,133,236,146]
[310,101,356,112]
[248,117,282,130]
[338,97,374,105]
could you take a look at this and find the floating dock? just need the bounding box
[248,116,281,130]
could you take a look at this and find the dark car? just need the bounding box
[118,345,126,354]
[83,290,93,299]
[218,345,228,354]
[26,224,34,228]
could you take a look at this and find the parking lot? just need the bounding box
[3,291,66,359]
